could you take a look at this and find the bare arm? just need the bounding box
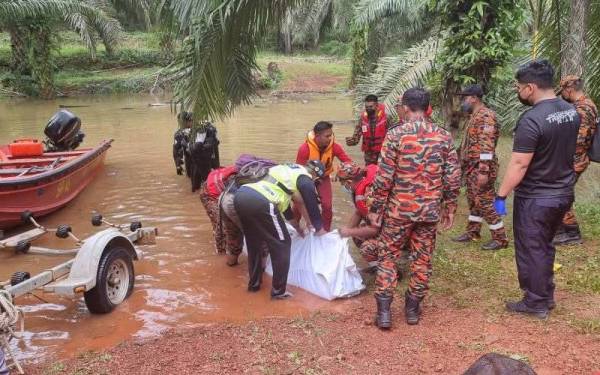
[339,225,378,240]
[497,152,534,197]
[346,211,362,227]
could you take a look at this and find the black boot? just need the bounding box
[553,224,582,246]
[405,291,422,325]
[375,294,393,329]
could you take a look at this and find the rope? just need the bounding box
[0,290,24,374]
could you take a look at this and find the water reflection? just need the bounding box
[0,94,362,362]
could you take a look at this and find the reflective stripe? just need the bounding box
[468,215,484,223]
[355,195,366,201]
[479,153,494,160]
[269,203,285,241]
[489,221,505,230]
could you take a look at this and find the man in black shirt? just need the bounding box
[495,60,579,319]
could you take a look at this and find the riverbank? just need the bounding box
[0,32,350,98]
[25,191,600,374]
[28,292,600,374]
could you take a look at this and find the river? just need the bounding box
[0,94,364,362]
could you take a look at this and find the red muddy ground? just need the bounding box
[28,294,600,374]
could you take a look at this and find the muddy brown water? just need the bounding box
[0,94,368,363]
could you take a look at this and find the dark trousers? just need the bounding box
[513,195,573,309]
[234,187,291,297]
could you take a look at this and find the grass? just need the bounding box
[0,31,171,96]
[0,31,351,96]
[257,52,351,90]
[347,136,600,332]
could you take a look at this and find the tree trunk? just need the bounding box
[29,24,55,99]
[279,9,293,55]
[349,25,368,88]
[8,26,30,76]
[561,0,588,77]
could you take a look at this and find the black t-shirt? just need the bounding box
[513,97,579,198]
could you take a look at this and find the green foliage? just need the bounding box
[171,0,302,120]
[318,40,351,57]
[434,0,525,87]
[0,0,125,98]
[354,36,438,112]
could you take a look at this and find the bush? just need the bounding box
[319,40,351,58]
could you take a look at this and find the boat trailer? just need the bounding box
[0,212,157,374]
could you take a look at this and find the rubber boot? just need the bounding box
[553,224,582,246]
[404,291,422,325]
[374,294,393,329]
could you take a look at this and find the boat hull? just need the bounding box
[0,141,111,230]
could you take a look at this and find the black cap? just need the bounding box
[458,84,484,98]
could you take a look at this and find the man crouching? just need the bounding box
[336,162,380,271]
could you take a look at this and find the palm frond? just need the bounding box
[486,83,527,134]
[292,0,332,46]
[171,0,302,120]
[354,35,438,113]
[585,0,600,103]
[0,0,101,21]
[62,2,122,58]
[353,0,426,27]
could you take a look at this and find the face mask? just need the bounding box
[517,92,532,106]
[517,84,533,106]
[460,102,473,113]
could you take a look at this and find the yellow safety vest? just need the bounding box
[245,164,310,213]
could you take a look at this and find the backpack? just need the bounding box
[587,118,600,163]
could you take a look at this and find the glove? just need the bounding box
[494,196,507,216]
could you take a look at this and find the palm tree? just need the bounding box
[525,0,600,100]
[170,0,301,120]
[0,0,122,98]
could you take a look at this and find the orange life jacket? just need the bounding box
[306,131,335,176]
[206,165,237,198]
[360,103,387,153]
[354,164,379,217]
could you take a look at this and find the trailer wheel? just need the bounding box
[56,225,72,239]
[84,246,134,314]
[91,213,103,227]
[11,271,30,286]
[129,221,142,232]
[15,240,30,254]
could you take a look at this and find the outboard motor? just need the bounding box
[43,109,85,151]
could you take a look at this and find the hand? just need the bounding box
[477,174,488,187]
[494,196,507,216]
[289,219,305,238]
[315,228,328,236]
[345,136,357,146]
[440,212,454,231]
[367,212,382,228]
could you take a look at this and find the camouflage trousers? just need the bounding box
[464,164,508,244]
[371,217,437,298]
[562,171,583,227]
[199,183,243,256]
[363,151,380,166]
[354,236,378,263]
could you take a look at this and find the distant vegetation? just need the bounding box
[0,0,599,132]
